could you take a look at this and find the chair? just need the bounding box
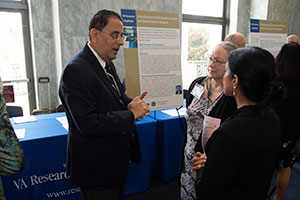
[6,106,23,117]
[32,108,53,115]
[56,104,64,112]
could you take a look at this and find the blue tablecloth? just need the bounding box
[124,117,157,196]
[149,107,186,182]
[2,113,156,200]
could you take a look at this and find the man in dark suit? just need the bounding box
[59,10,150,200]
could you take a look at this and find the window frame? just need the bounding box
[182,0,230,40]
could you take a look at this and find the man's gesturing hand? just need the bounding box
[128,91,150,120]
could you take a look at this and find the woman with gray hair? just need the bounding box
[180,42,237,200]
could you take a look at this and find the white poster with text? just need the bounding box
[122,9,183,110]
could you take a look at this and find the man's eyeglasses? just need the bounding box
[208,57,227,65]
[100,30,127,41]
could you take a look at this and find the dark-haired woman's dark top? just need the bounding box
[196,105,281,200]
[180,76,236,199]
[185,76,237,153]
[274,81,300,168]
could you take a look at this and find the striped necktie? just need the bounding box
[105,63,121,96]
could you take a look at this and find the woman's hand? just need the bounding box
[191,152,207,171]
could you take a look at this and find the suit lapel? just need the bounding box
[83,44,125,106]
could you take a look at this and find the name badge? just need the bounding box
[190,83,204,100]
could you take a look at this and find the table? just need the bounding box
[149,107,186,182]
[2,113,157,200]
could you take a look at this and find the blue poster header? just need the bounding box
[250,19,260,32]
[121,9,136,26]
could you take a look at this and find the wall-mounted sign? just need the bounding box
[249,19,288,57]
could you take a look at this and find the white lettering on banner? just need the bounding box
[11,170,70,190]
[46,187,81,199]
[13,179,28,189]
[31,171,69,186]
[123,19,134,23]
[122,14,135,18]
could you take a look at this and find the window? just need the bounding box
[181,0,229,89]
[0,0,36,115]
[182,0,224,17]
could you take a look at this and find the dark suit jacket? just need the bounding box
[59,43,140,190]
[197,106,281,200]
[176,90,182,94]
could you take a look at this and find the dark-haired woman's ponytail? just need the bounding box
[257,81,285,118]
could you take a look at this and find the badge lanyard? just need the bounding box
[205,78,223,115]
[206,78,211,115]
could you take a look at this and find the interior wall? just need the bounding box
[236,0,251,39]
[30,0,181,110]
[268,0,300,37]
[30,0,57,109]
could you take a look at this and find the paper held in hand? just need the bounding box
[201,115,221,152]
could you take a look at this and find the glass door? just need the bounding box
[0,2,36,116]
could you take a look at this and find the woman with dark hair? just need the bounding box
[193,47,282,200]
[272,42,300,200]
[180,42,237,200]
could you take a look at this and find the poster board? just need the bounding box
[121,9,183,110]
[249,19,288,57]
